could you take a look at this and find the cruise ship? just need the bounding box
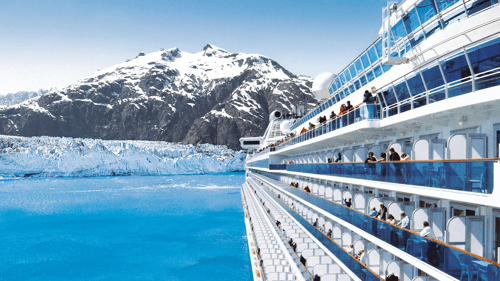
[240,1,500,280]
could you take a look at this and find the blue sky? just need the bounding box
[0,0,386,95]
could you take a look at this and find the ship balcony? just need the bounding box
[276,103,381,153]
[285,159,496,194]
[251,173,500,281]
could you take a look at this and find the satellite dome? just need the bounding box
[312,72,336,100]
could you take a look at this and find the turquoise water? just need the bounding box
[0,173,251,281]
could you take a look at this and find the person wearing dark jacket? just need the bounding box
[389,148,401,161]
[377,203,388,220]
[313,274,321,281]
[363,90,373,103]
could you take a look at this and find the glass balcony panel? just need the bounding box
[344,69,352,82]
[354,80,361,90]
[383,64,393,73]
[437,0,461,12]
[392,19,407,39]
[467,37,500,91]
[403,8,421,35]
[349,85,355,95]
[366,70,375,82]
[417,0,439,23]
[400,100,412,113]
[394,79,411,101]
[373,64,383,78]
[423,20,442,39]
[360,75,368,86]
[361,53,371,69]
[375,39,383,58]
[335,78,342,89]
[421,63,446,103]
[368,45,379,64]
[439,51,473,98]
[410,29,426,48]
[441,3,467,28]
[466,0,499,15]
[340,73,346,85]
[355,59,364,74]
[381,86,398,107]
[349,65,357,79]
[258,175,500,281]
[339,89,345,99]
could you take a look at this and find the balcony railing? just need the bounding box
[277,104,380,152]
[285,159,495,194]
[253,182,382,281]
[254,174,500,281]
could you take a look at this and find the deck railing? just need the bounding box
[285,159,496,194]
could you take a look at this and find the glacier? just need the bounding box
[0,135,245,178]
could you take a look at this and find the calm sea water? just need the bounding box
[0,173,251,281]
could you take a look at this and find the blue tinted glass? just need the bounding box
[349,65,357,78]
[421,64,445,91]
[410,30,426,47]
[344,69,352,82]
[339,73,346,85]
[381,86,397,106]
[335,78,342,89]
[403,8,421,35]
[373,64,383,77]
[439,51,473,98]
[406,72,426,96]
[348,84,355,94]
[441,3,467,27]
[467,37,500,90]
[354,80,361,90]
[339,90,345,99]
[359,75,368,86]
[329,87,333,95]
[366,70,375,82]
[344,89,350,97]
[393,80,411,101]
[417,0,438,23]
[423,19,442,39]
[331,82,337,92]
[375,39,383,58]
[382,64,393,73]
[437,0,460,12]
[361,53,371,69]
[327,99,333,107]
[368,45,378,63]
[355,59,363,74]
[467,0,498,15]
[392,19,407,38]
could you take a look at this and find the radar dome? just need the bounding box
[312,72,336,100]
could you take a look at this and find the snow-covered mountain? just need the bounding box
[0,135,244,178]
[0,88,54,106]
[0,44,317,149]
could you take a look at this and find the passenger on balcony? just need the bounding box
[389,148,401,161]
[313,274,321,281]
[363,90,374,103]
[345,101,353,111]
[388,214,399,247]
[386,272,399,281]
[344,197,352,208]
[398,212,410,250]
[328,158,333,163]
[345,244,354,253]
[326,228,332,238]
[304,186,311,193]
[377,203,388,220]
[335,152,342,163]
[339,104,346,114]
[378,152,387,162]
[358,250,367,265]
[300,127,307,134]
[313,218,318,227]
[309,122,316,130]
[420,221,440,267]
[365,152,377,163]
[329,110,336,119]
[401,153,410,161]
[369,207,378,216]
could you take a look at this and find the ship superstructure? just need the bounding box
[241,1,500,280]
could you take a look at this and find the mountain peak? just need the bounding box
[202,44,230,57]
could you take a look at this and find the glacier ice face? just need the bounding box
[0,135,245,178]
